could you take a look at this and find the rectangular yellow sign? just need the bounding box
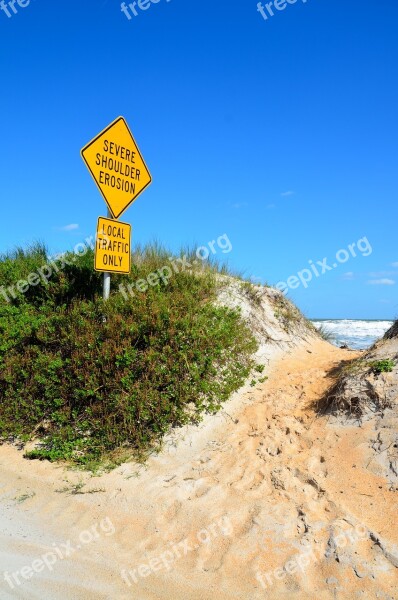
[95,217,131,274]
[81,116,152,219]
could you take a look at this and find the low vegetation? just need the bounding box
[271,294,302,333]
[240,281,263,306]
[0,243,257,468]
[316,350,397,417]
[368,359,395,374]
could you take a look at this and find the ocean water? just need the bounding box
[312,320,394,350]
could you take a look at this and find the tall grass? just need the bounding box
[316,324,335,343]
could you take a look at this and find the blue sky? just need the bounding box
[1,0,397,319]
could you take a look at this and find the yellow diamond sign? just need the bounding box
[81,116,152,219]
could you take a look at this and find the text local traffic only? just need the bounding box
[98,223,130,267]
[96,140,141,195]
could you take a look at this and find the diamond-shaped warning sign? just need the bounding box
[81,116,152,219]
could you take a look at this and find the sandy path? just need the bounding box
[0,339,397,599]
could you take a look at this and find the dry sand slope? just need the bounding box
[0,338,397,600]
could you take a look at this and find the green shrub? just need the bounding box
[0,244,257,467]
[368,359,395,374]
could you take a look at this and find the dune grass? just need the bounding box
[316,324,335,343]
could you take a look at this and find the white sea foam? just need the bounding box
[312,320,394,350]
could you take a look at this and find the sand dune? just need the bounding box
[0,337,397,599]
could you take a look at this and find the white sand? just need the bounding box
[1,338,397,599]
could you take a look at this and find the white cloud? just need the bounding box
[343,272,354,280]
[392,262,398,268]
[369,271,395,277]
[367,278,395,286]
[281,191,294,197]
[59,224,79,231]
[232,202,248,209]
